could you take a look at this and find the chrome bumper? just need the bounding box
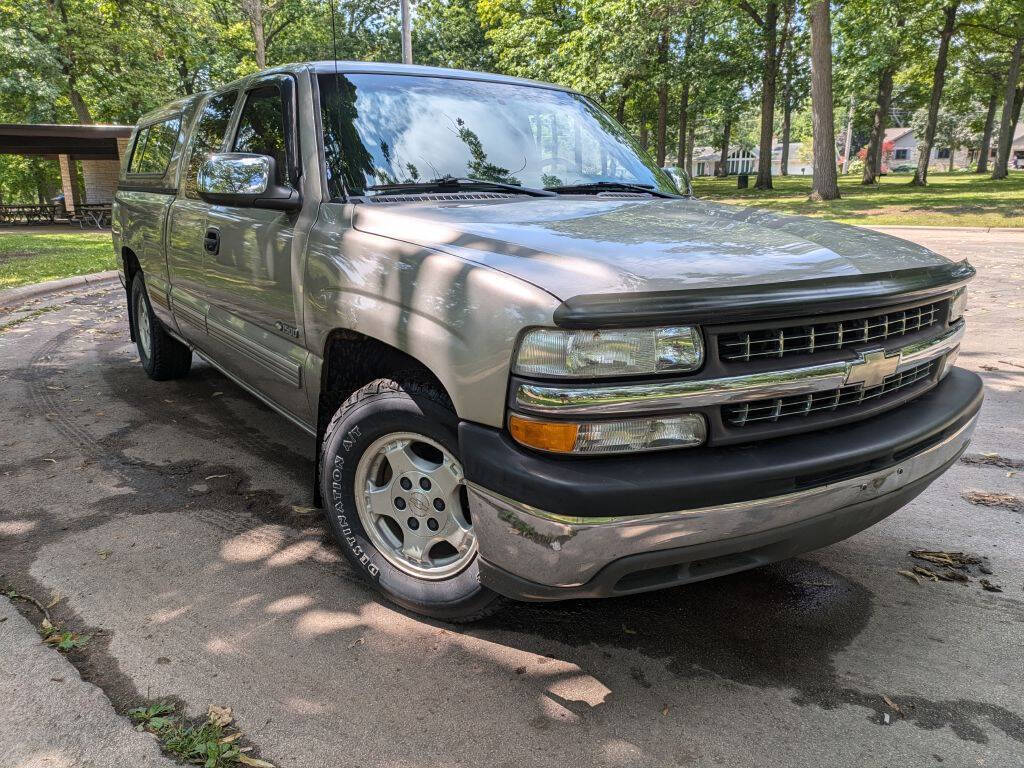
[467,411,976,592]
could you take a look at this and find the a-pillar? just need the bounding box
[57,154,80,215]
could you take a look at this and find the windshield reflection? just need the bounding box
[318,73,675,196]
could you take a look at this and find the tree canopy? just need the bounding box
[2,0,1023,202]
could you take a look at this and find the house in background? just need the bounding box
[679,142,813,177]
[883,127,971,171]
[772,142,813,175]
[983,124,1024,167]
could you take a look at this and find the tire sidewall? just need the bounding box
[320,385,490,617]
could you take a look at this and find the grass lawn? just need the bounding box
[0,230,117,290]
[692,171,1024,228]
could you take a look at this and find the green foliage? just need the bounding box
[129,703,270,768]
[2,0,1020,200]
[0,232,117,289]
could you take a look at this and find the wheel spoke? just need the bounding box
[424,458,461,500]
[400,531,433,563]
[383,441,425,476]
[364,483,392,513]
[443,523,473,553]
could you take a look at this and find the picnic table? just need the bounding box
[0,204,57,225]
[74,204,112,229]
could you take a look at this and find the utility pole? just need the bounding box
[401,0,412,65]
[842,96,855,174]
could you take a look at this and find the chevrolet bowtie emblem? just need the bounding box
[845,348,901,389]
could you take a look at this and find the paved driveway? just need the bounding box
[1,228,1022,768]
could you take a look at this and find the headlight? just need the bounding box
[513,326,704,378]
[508,412,707,454]
[949,288,967,323]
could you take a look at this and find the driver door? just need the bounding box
[201,74,313,424]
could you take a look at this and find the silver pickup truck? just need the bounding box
[113,61,981,621]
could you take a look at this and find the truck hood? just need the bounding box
[352,196,958,302]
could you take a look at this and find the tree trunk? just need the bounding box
[615,91,627,124]
[640,118,649,153]
[656,82,668,165]
[67,83,93,124]
[842,96,855,173]
[862,69,893,184]
[718,120,731,176]
[976,86,999,174]
[780,85,792,175]
[754,1,780,189]
[809,0,839,200]
[912,3,959,186]
[948,148,955,172]
[655,31,669,166]
[242,0,267,68]
[677,85,689,167]
[993,37,1024,179]
[686,120,696,176]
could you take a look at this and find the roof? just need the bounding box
[0,123,132,158]
[883,127,914,144]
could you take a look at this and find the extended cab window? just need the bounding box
[182,91,237,198]
[128,117,181,175]
[232,84,291,186]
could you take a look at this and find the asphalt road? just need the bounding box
[1,227,1022,768]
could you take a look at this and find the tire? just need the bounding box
[320,377,505,622]
[130,272,192,381]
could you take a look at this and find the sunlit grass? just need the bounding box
[692,171,1024,228]
[0,230,116,289]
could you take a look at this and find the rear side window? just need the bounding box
[128,117,181,175]
[232,84,291,186]
[182,91,237,198]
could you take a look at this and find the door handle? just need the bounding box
[203,228,220,255]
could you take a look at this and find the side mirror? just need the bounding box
[197,153,301,211]
[662,166,693,197]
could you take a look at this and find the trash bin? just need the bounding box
[737,174,749,189]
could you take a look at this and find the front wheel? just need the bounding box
[320,378,505,622]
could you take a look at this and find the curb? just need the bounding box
[865,225,1024,234]
[0,270,120,310]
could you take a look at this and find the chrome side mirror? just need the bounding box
[197,153,301,211]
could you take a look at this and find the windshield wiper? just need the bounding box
[368,176,555,197]
[544,181,678,198]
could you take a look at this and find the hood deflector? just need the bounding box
[553,261,976,329]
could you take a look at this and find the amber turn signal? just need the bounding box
[508,414,579,453]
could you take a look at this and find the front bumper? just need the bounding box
[460,367,982,601]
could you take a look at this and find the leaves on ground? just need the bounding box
[961,490,1024,514]
[960,453,1024,471]
[902,550,1005,595]
[882,695,904,718]
[979,579,1004,593]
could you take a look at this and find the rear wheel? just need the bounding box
[131,272,191,380]
[320,378,505,622]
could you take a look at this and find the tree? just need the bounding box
[911,3,959,186]
[808,0,838,200]
[993,34,1024,179]
[736,0,795,189]
[778,19,809,176]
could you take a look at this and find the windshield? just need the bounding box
[318,73,675,197]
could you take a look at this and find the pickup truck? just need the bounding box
[113,62,982,622]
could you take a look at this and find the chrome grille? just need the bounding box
[719,301,944,362]
[723,360,937,427]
